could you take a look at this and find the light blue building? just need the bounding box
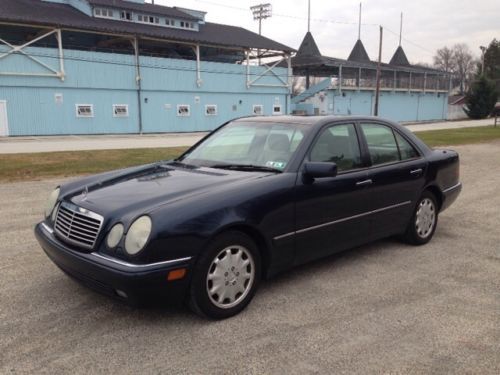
[289,32,450,122]
[0,0,293,136]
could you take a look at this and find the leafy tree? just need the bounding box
[463,76,498,119]
[483,39,500,80]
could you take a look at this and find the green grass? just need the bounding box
[0,147,187,182]
[0,125,499,182]
[415,125,500,147]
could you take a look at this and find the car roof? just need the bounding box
[233,115,393,126]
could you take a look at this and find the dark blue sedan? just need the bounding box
[35,116,461,319]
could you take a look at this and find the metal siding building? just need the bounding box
[0,0,294,136]
[289,32,449,121]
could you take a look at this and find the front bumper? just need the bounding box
[35,222,193,305]
[440,182,462,212]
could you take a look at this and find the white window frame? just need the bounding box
[177,104,191,117]
[121,11,132,21]
[94,8,114,19]
[75,104,94,118]
[113,104,129,118]
[205,104,217,116]
[253,104,264,116]
[138,14,159,24]
[272,104,282,115]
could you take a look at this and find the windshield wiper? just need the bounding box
[210,164,283,173]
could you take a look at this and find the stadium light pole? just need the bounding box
[250,3,272,64]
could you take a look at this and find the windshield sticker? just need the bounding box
[266,161,287,170]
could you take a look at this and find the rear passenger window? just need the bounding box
[360,123,399,165]
[395,132,419,160]
[310,123,362,172]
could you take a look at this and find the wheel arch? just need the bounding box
[211,223,272,279]
[423,184,443,211]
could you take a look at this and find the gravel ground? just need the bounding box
[0,141,499,374]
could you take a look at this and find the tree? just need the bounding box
[483,39,500,79]
[463,76,498,119]
[453,43,477,94]
[433,44,477,94]
[433,46,456,73]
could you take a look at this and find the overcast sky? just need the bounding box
[155,0,499,64]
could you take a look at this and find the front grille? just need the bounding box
[54,202,103,250]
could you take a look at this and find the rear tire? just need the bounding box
[403,191,438,245]
[188,231,261,319]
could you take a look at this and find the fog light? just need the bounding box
[115,289,128,298]
[167,268,186,281]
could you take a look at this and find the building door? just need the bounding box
[333,96,351,115]
[0,101,8,137]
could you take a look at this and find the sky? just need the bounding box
[155,0,499,65]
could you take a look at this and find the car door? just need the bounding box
[358,122,427,239]
[293,122,373,265]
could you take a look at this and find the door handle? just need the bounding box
[356,179,372,187]
[410,168,423,176]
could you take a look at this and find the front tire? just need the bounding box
[188,231,261,319]
[403,191,438,245]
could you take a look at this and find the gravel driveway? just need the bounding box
[1,142,499,374]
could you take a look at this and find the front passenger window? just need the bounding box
[310,123,362,172]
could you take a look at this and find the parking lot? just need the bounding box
[1,141,499,374]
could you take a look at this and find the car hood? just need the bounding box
[66,164,264,216]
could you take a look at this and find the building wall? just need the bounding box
[0,45,289,136]
[297,89,448,122]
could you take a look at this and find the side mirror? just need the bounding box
[303,162,338,179]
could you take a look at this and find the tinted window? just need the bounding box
[395,132,419,160]
[360,123,399,165]
[310,123,361,172]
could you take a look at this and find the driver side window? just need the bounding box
[309,123,362,172]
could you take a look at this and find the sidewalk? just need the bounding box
[0,118,494,154]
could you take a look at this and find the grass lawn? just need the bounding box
[415,125,500,147]
[0,147,187,182]
[0,125,499,182]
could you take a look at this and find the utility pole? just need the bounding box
[250,3,272,65]
[374,26,383,116]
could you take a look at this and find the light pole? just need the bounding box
[480,45,486,75]
[250,3,272,65]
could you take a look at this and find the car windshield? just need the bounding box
[177,121,310,172]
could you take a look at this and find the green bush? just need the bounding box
[464,76,498,119]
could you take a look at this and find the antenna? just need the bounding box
[358,2,362,40]
[399,12,403,46]
[308,0,311,32]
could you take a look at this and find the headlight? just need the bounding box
[124,216,152,255]
[45,187,60,218]
[106,223,124,249]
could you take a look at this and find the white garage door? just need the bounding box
[0,101,9,136]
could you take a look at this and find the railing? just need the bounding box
[336,74,449,92]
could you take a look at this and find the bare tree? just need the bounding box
[433,44,478,94]
[453,43,477,94]
[433,46,456,73]
[292,76,305,96]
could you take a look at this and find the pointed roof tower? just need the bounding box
[389,45,410,66]
[389,12,410,66]
[297,31,322,57]
[348,39,370,62]
[348,3,370,62]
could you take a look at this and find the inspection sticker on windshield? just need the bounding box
[266,161,286,169]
